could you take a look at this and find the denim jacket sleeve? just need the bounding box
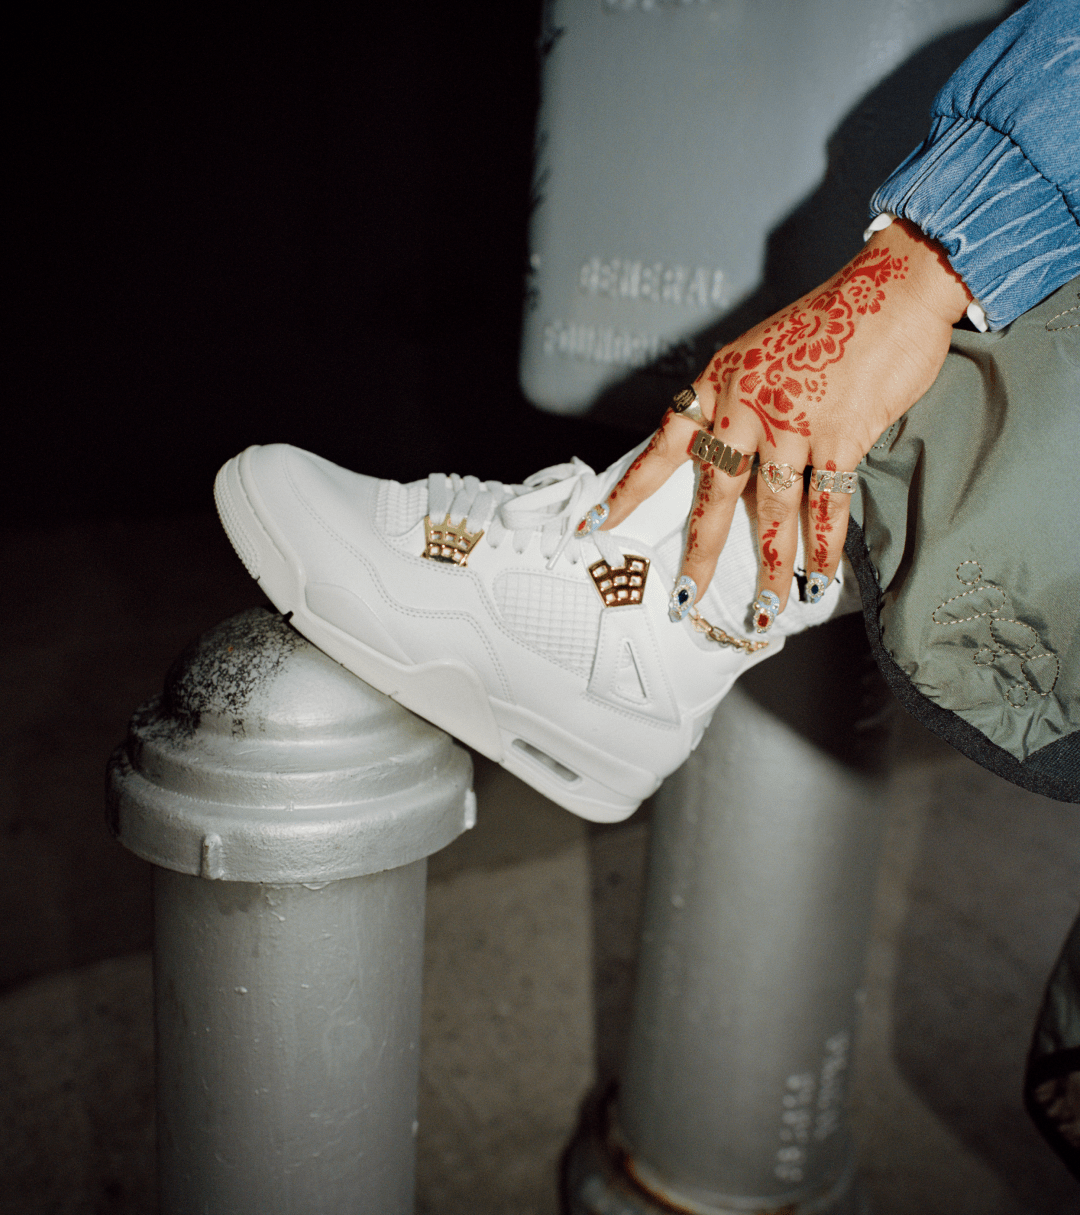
[870,0,1080,329]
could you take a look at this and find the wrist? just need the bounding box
[866,216,973,327]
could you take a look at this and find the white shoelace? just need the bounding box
[425,458,624,570]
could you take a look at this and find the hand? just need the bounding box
[597,219,972,633]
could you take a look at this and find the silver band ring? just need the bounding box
[690,429,754,478]
[760,461,800,493]
[810,468,858,494]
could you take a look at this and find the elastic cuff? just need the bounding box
[871,116,1080,329]
[864,210,987,331]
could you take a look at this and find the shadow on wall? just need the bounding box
[586,17,1008,431]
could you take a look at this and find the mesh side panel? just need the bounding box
[494,571,601,677]
[375,479,429,537]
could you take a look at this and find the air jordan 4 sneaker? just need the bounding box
[215,442,842,821]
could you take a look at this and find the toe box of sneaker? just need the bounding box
[244,443,383,572]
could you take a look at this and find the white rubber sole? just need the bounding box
[214,451,655,822]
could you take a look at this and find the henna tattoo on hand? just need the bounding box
[760,520,781,581]
[812,499,832,568]
[705,247,908,447]
[608,428,662,505]
[812,459,837,569]
[685,466,717,559]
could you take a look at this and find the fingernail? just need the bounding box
[806,571,831,605]
[751,589,781,633]
[669,575,697,622]
[576,502,610,537]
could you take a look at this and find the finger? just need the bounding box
[668,430,757,620]
[804,453,861,605]
[593,408,703,533]
[750,451,805,629]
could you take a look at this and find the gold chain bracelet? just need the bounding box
[689,609,770,654]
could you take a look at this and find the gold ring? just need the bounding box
[669,386,708,427]
[760,461,800,493]
[690,430,754,478]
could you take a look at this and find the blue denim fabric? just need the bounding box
[871,0,1080,329]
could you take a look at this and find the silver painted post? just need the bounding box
[107,608,475,1215]
[567,628,890,1215]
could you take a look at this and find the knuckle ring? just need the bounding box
[810,467,859,494]
[690,429,754,478]
[669,385,708,427]
[760,461,800,493]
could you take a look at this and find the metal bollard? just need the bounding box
[566,626,890,1215]
[107,608,474,1215]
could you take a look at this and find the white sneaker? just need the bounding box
[214,442,842,821]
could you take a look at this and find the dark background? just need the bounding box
[12,4,623,526]
[11,4,1013,527]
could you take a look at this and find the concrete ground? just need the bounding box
[2,512,1079,1214]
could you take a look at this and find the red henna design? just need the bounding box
[812,492,834,569]
[607,430,661,503]
[685,469,719,557]
[709,349,744,391]
[812,495,832,528]
[760,521,781,580]
[705,245,906,448]
[697,468,717,505]
[743,399,811,446]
